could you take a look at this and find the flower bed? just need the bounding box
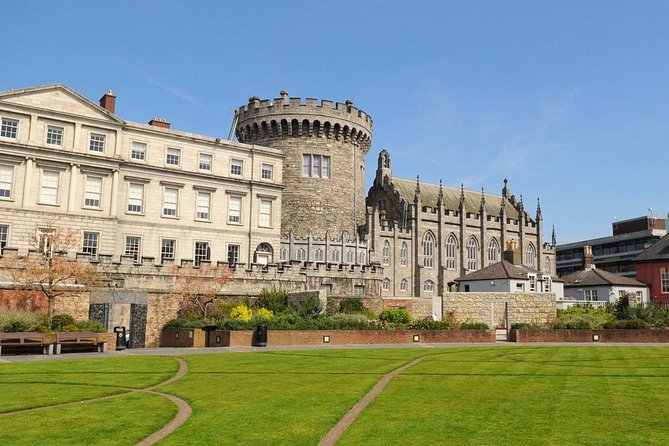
[160,327,495,348]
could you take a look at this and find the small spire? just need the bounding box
[480,187,486,210]
[414,175,421,201]
[502,178,509,198]
[459,183,466,210]
[536,197,543,220]
[437,179,444,206]
[551,225,557,246]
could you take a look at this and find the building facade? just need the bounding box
[556,216,666,278]
[0,84,283,267]
[365,150,556,301]
[635,233,669,307]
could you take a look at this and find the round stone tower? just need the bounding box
[234,91,373,238]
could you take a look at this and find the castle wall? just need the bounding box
[442,292,556,327]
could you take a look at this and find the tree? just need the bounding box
[0,225,103,319]
[170,263,232,319]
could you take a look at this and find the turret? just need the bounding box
[234,92,373,238]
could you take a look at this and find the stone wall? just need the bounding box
[442,292,556,327]
[382,297,433,320]
[147,293,181,348]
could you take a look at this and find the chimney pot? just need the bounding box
[148,117,171,129]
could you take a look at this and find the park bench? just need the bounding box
[0,332,53,355]
[54,332,107,354]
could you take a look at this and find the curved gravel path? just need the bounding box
[0,357,192,446]
[318,356,425,446]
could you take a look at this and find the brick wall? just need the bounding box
[512,329,669,343]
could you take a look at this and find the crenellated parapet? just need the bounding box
[235,91,372,153]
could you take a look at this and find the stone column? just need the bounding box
[22,157,34,207]
[110,169,119,217]
[67,164,79,212]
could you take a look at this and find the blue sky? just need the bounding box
[3,0,668,243]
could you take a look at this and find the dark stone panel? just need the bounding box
[89,303,109,329]
[129,303,147,348]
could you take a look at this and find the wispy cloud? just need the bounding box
[109,57,202,106]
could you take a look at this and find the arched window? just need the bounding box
[332,249,341,263]
[400,279,408,292]
[347,250,354,264]
[400,242,408,266]
[424,280,434,292]
[467,237,479,271]
[382,277,390,291]
[445,234,457,270]
[487,238,500,264]
[382,240,391,265]
[280,247,287,261]
[526,243,537,269]
[358,251,366,264]
[255,243,273,265]
[423,232,435,268]
[544,256,551,274]
[315,248,324,262]
[297,248,306,261]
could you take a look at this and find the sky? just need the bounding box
[3,0,668,244]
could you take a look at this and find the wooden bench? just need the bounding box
[0,332,53,355]
[54,332,107,354]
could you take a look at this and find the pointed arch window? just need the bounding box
[400,242,408,267]
[358,251,366,264]
[544,256,551,274]
[297,248,306,261]
[280,247,287,261]
[423,232,435,268]
[424,280,434,292]
[332,248,341,263]
[467,236,479,271]
[400,278,408,292]
[315,248,324,262]
[526,243,537,269]
[382,240,391,265]
[347,250,354,264]
[382,277,390,291]
[487,238,500,264]
[445,234,457,270]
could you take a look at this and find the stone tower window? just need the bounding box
[423,232,435,268]
[424,280,434,292]
[302,154,331,178]
[445,234,457,270]
[467,236,479,271]
[332,249,341,263]
[526,243,537,269]
[382,278,390,291]
[544,256,551,274]
[297,248,306,261]
[488,238,500,264]
[382,240,391,265]
[315,249,324,262]
[400,278,408,292]
[400,242,408,266]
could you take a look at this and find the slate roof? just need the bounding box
[561,267,646,288]
[457,260,543,281]
[391,178,525,221]
[635,233,669,261]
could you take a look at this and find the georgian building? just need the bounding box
[0,84,283,266]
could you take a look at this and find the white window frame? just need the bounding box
[302,154,331,178]
[46,126,63,146]
[84,176,102,209]
[297,248,306,261]
[228,195,242,224]
[124,235,141,261]
[528,274,536,292]
[661,269,669,294]
[161,238,176,263]
[194,241,210,266]
[199,153,213,171]
[1,118,18,139]
[261,163,273,180]
[230,159,243,176]
[39,170,60,205]
[162,187,179,218]
[131,141,147,161]
[196,191,211,221]
[89,133,106,153]
[127,183,144,214]
[259,198,272,228]
[166,147,181,166]
[0,224,9,250]
[82,231,99,256]
[585,289,598,301]
[0,164,13,199]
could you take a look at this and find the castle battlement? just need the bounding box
[235,91,372,151]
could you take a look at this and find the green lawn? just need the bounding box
[1,347,668,445]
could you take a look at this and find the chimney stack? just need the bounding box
[583,245,595,269]
[148,117,170,129]
[99,90,116,114]
[503,239,522,265]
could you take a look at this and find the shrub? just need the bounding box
[338,298,366,314]
[230,304,252,322]
[378,308,412,324]
[408,319,452,330]
[555,307,614,329]
[76,320,107,333]
[291,294,322,319]
[511,323,531,330]
[0,311,43,333]
[603,319,650,329]
[164,318,207,329]
[50,314,76,331]
[256,288,289,314]
[255,307,274,321]
[459,322,489,330]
